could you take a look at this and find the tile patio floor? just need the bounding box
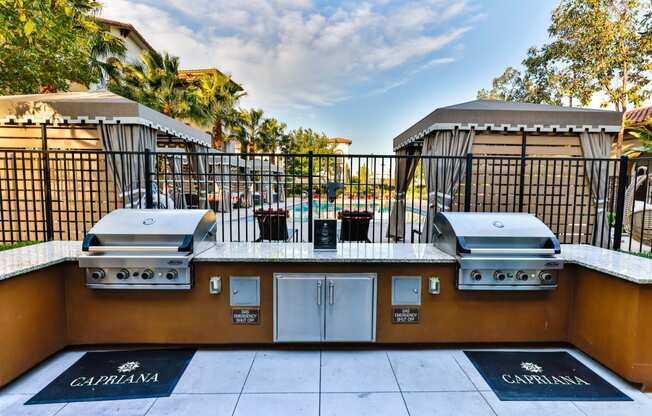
[1,347,651,416]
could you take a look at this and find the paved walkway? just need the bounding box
[1,347,651,416]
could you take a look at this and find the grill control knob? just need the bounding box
[470,270,482,281]
[141,269,154,280]
[90,269,105,280]
[116,269,130,280]
[539,271,554,283]
[515,271,529,281]
[165,269,178,280]
[493,271,507,281]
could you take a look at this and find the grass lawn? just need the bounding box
[622,250,652,260]
[0,241,41,252]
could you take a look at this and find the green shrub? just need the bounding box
[0,241,40,252]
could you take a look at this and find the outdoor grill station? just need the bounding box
[74,208,567,344]
[4,206,652,392]
[1,97,652,400]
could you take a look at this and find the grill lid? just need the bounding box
[82,209,216,254]
[433,212,561,255]
[437,213,555,238]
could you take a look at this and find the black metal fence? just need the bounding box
[0,149,650,254]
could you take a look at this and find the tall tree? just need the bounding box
[477,67,529,102]
[521,45,594,106]
[285,128,335,176]
[192,72,246,150]
[229,108,266,157]
[259,118,289,163]
[478,0,652,110]
[0,0,125,94]
[108,50,203,119]
[548,0,652,112]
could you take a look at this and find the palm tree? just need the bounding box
[193,72,246,150]
[260,118,289,164]
[89,25,126,88]
[108,51,203,120]
[625,118,652,156]
[231,108,266,158]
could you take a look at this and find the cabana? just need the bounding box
[0,91,210,241]
[389,99,623,245]
[244,158,286,205]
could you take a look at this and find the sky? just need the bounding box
[100,0,560,154]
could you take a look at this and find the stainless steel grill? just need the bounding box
[78,209,216,289]
[432,212,563,291]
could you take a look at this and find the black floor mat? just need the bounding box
[26,349,195,405]
[464,351,631,401]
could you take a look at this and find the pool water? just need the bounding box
[291,201,428,218]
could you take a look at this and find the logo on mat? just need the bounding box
[520,362,543,373]
[117,361,141,373]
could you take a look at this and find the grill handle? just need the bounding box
[85,246,182,253]
[466,248,557,255]
[456,236,561,255]
[82,233,194,253]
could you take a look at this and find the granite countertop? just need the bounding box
[0,241,80,281]
[1,241,650,285]
[194,242,456,263]
[560,244,652,284]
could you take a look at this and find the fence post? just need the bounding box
[518,129,527,212]
[144,148,153,209]
[464,153,473,212]
[41,124,54,241]
[307,151,314,242]
[612,155,629,251]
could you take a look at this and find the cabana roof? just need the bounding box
[0,91,211,147]
[393,99,623,151]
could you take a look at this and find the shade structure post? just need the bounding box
[144,148,153,209]
[41,123,54,241]
[612,155,629,250]
[464,152,473,212]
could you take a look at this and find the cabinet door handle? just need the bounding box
[329,281,335,305]
[317,281,322,305]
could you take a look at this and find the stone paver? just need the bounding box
[1,347,650,416]
[403,391,495,416]
[242,350,320,393]
[233,393,318,416]
[321,351,398,392]
[388,349,476,392]
[321,392,408,416]
[173,350,255,394]
[147,394,238,416]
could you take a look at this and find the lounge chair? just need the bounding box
[338,210,373,242]
[624,166,652,246]
[255,208,297,242]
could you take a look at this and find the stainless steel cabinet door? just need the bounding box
[274,274,324,342]
[324,274,376,342]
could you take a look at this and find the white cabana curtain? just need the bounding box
[579,131,614,247]
[169,154,186,209]
[387,147,421,241]
[99,123,157,208]
[420,129,475,242]
[277,172,286,203]
[218,163,233,213]
[186,143,208,209]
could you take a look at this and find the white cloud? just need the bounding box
[100,0,477,113]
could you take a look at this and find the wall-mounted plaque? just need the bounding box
[232,308,260,325]
[392,307,420,324]
[313,219,337,251]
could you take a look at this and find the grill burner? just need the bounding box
[79,209,216,289]
[432,212,563,291]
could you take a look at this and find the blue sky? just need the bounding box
[102,0,559,154]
